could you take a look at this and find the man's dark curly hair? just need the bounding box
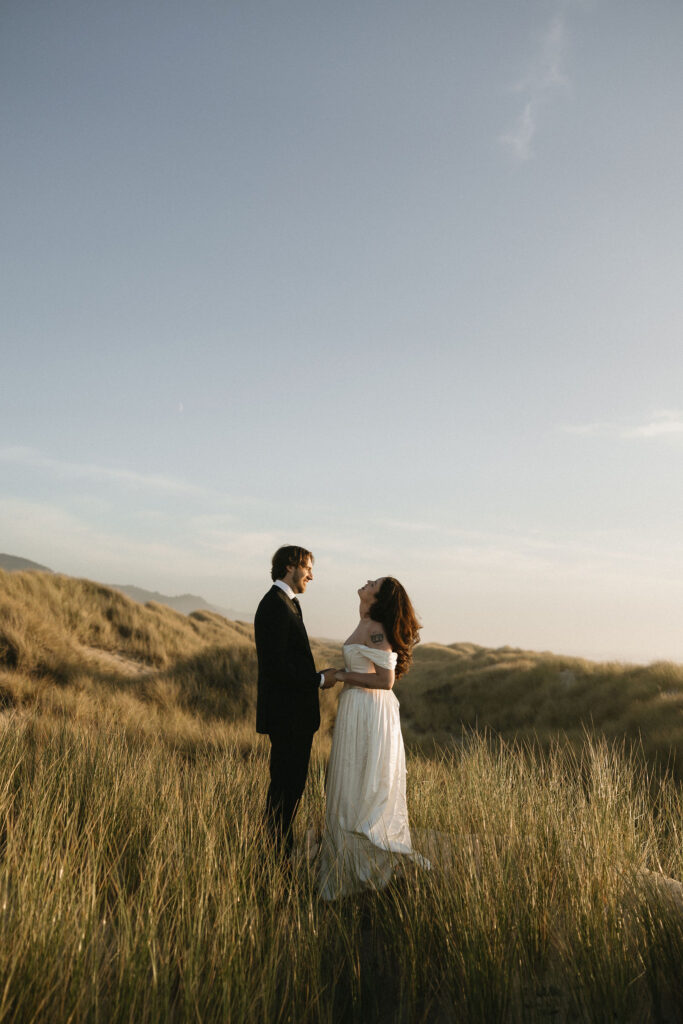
[271,545,313,581]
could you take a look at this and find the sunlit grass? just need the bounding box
[3,569,683,775]
[0,569,341,746]
[399,642,683,775]
[0,718,681,1022]
[1,568,683,1019]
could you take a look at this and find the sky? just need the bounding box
[1,0,682,663]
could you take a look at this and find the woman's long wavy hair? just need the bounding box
[368,577,421,678]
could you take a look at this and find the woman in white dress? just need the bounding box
[317,576,428,900]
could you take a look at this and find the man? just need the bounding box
[255,545,337,859]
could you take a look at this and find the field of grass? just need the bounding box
[398,643,683,776]
[1,715,682,1022]
[1,569,683,1021]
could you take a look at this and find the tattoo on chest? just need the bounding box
[370,632,384,643]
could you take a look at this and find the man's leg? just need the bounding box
[265,730,314,858]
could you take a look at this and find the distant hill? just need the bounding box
[0,552,251,622]
[0,553,53,573]
[107,583,250,621]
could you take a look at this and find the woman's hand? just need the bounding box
[335,670,346,683]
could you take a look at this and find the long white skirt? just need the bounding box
[317,686,428,900]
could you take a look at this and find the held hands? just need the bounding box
[321,667,341,690]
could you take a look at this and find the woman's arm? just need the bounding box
[335,666,395,691]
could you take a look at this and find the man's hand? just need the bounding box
[320,667,340,690]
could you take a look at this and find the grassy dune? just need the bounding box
[0,568,340,750]
[398,642,683,775]
[1,569,683,1021]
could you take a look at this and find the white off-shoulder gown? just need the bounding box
[317,644,429,900]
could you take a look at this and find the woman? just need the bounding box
[317,576,429,900]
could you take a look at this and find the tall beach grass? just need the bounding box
[0,715,681,1023]
[1,568,683,1020]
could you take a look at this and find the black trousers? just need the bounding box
[265,729,314,858]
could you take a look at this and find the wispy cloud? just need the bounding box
[0,498,199,575]
[500,13,570,161]
[0,497,274,588]
[0,446,211,496]
[189,514,283,560]
[563,410,683,440]
[622,411,683,439]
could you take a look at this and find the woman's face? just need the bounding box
[358,577,385,601]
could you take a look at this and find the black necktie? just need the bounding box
[292,597,302,618]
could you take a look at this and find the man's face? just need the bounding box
[289,556,314,595]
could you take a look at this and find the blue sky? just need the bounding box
[2,0,682,662]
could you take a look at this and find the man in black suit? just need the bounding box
[255,545,337,859]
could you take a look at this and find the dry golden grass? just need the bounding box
[0,569,341,756]
[398,642,683,775]
[2,570,683,1020]
[0,714,680,1022]
[2,568,683,774]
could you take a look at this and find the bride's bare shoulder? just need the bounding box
[365,618,392,651]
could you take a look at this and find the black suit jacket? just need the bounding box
[254,585,321,736]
